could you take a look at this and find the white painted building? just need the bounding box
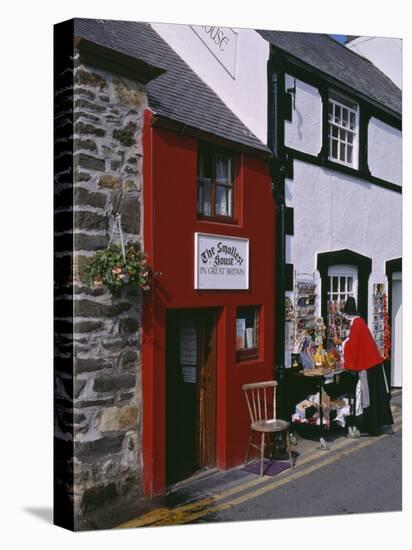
[152,23,269,143]
[260,31,402,387]
[152,24,402,387]
[346,36,402,89]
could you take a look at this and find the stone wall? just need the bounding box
[54,30,147,530]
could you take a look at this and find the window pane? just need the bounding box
[332,294,338,302]
[332,139,338,158]
[200,178,212,216]
[340,277,346,292]
[214,155,233,217]
[215,156,229,184]
[198,150,212,178]
[347,277,353,292]
[347,146,353,164]
[332,126,338,138]
[347,132,354,144]
[342,108,348,127]
[335,104,341,122]
[332,276,338,292]
[216,185,229,216]
[328,276,333,292]
[237,307,258,351]
[227,187,232,216]
[340,142,346,161]
[328,101,333,120]
[197,179,203,213]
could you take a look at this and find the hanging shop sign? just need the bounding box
[194,233,249,290]
[190,25,238,78]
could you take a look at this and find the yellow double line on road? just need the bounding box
[118,407,401,528]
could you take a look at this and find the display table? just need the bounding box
[279,367,358,449]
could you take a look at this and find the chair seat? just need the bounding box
[251,419,289,432]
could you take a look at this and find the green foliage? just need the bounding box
[84,243,152,293]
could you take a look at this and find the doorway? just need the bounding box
[166,309,217,485]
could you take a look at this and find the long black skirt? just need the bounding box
[358,363,394,434]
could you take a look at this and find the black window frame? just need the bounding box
[268,53,401,194]
[317,249,372,331]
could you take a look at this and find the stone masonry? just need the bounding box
[54,39,148,529]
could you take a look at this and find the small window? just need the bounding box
[327,265,358,347]
[197,145,236,221]
[236,306,260,361]
[328,93,359,169]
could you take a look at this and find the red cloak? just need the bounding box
[343,317,383,371]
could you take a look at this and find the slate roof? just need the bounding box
[73,18,270,154]
[257,30,401,116]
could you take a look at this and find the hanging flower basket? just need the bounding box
[85,243,152,293]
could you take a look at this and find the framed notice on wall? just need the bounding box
[194,233,249,290]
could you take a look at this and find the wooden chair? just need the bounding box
[243,380,294,476]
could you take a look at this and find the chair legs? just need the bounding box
[245,429,293,475]
[285,430,294,469]
[244,429,253,467]
[260,432,265,476]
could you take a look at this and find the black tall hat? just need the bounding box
[343,296,358,316]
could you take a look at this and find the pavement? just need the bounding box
[117,389,402,529]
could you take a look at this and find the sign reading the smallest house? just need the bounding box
[195,233,249,290]
[190,25,238,79]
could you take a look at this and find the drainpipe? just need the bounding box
[268,60,288,418]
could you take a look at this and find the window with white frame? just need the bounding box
[327,265,358,345]
[327,265,358,305]
[328,93,359,168]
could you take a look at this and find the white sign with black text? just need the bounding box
[190,25,238,79]
[194,233,249,290]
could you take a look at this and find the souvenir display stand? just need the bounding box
[372,283,390,360]
[281,272,358,449]
[288,367,357,449]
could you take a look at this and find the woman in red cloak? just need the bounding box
[336,297,393,435]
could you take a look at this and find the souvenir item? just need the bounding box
[372,284,390,358]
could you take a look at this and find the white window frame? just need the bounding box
[328,93,359,169]
[327,265,358,305]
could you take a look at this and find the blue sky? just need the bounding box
[329,34,348,43]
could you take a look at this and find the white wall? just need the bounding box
[151,23,269,144]
[283,76,402,188]
[346,36,402,89]
[284,74,322,155]
[285,159,402,328]
[368,117,402,185]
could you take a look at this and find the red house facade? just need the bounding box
[142,111,277,495]
[54,19,278,529]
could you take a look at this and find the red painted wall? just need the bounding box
[142,111,276,496]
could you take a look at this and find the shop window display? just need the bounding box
[236,306,259,360]
[285,272,357,441]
